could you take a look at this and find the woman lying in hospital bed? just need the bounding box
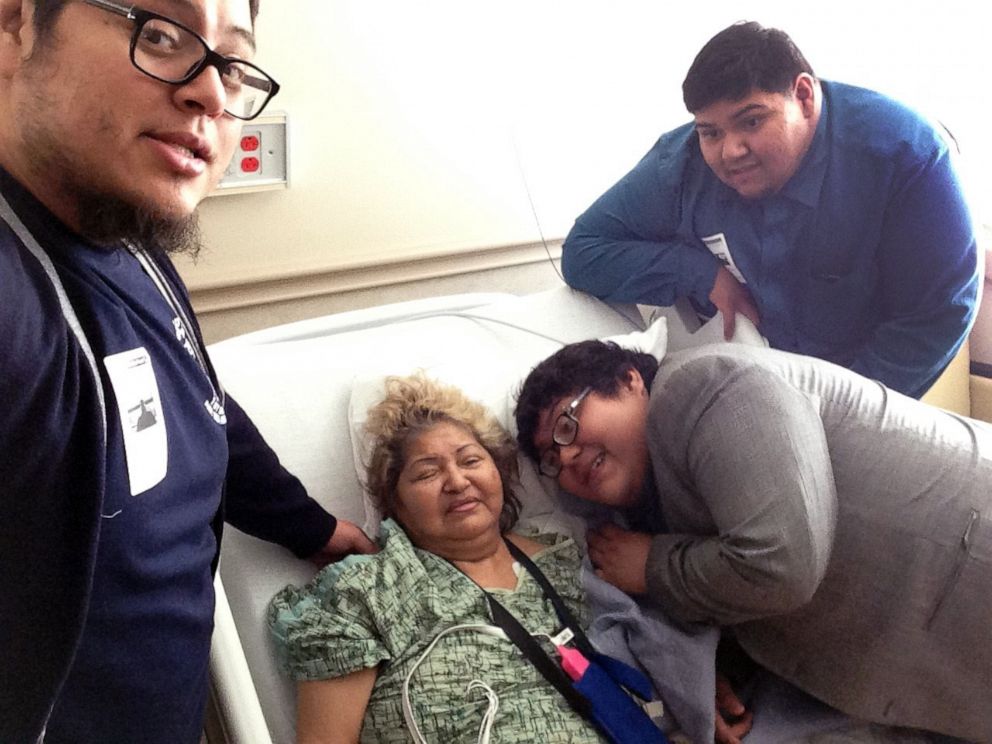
[268,374,672,744]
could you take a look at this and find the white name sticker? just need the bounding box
[104,347,168,496]
[701,232,747,284]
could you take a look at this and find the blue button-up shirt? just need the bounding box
[563,81,979,397]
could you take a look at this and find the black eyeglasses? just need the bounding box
[538,386,592,478]
[84,0,280,120]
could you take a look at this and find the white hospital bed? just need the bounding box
[206,287,652,743]
[204,286,920,744]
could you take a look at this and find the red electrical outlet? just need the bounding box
[213,112,287,194]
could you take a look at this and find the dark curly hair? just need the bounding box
[514,340,659,463]
[682,21,814,113]
[33,0,261,40]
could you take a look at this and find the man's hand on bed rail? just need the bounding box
[715,673,753,744]
[708,266,761,341]
[587,524,650,594]
[309,520,379,568]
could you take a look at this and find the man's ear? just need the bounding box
[793,73,817,118]
[0,0,33,79]
[623,367,647,396]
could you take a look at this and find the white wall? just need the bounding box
[178,0,990,329]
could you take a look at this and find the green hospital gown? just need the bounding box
[269,519,606,743]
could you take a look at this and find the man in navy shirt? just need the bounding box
[0,1,375,742]
[562,21,979,398]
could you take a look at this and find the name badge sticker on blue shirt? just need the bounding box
[104,347,168,496]
[702,232,747,284]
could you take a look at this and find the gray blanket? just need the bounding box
[582,564,939,744]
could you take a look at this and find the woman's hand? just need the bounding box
[714,673,753,744]
[586,524,651,594]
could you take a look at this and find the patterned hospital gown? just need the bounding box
[269,519,606,743]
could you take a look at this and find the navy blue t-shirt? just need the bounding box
[1,165,339,743]
[33,232,228,743]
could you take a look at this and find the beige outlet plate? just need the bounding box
[211,110,289,196]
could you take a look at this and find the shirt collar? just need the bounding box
[0,166,86,250]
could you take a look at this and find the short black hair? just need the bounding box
[514,340,659,463]
[33,0,261,40]
[682,21,814,113]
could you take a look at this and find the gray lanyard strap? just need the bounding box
[0,193,107,437]
[127,244,224,404]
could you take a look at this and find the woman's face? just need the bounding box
[393,421,505,551]
[532,369,650,508]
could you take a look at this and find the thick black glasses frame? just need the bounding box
[83,0,280,120]
[539,386,592,478]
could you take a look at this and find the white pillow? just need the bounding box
[602,311,669,355]
[662,306,768,353]
[346,315,668,538]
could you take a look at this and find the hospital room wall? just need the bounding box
[175,0,991,343]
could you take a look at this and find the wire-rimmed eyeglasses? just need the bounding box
[538,386,592,478]
[83,0,280,121]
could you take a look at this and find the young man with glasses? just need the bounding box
[514,339,992,742]
[0,2,375,742]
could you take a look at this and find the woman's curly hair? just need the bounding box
[363,373,521,533]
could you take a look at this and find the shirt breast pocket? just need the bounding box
[801,270,871,345]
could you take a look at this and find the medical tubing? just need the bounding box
[400,623,508,744]
[466,680,500,744]
[341,305,642,346]
[508,130,565,283]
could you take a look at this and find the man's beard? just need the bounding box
[75,188,203,259]
[15,67,205,258]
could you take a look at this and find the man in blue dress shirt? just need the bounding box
[562,21,979,398]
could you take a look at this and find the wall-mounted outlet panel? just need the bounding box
[211,110,289,196]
